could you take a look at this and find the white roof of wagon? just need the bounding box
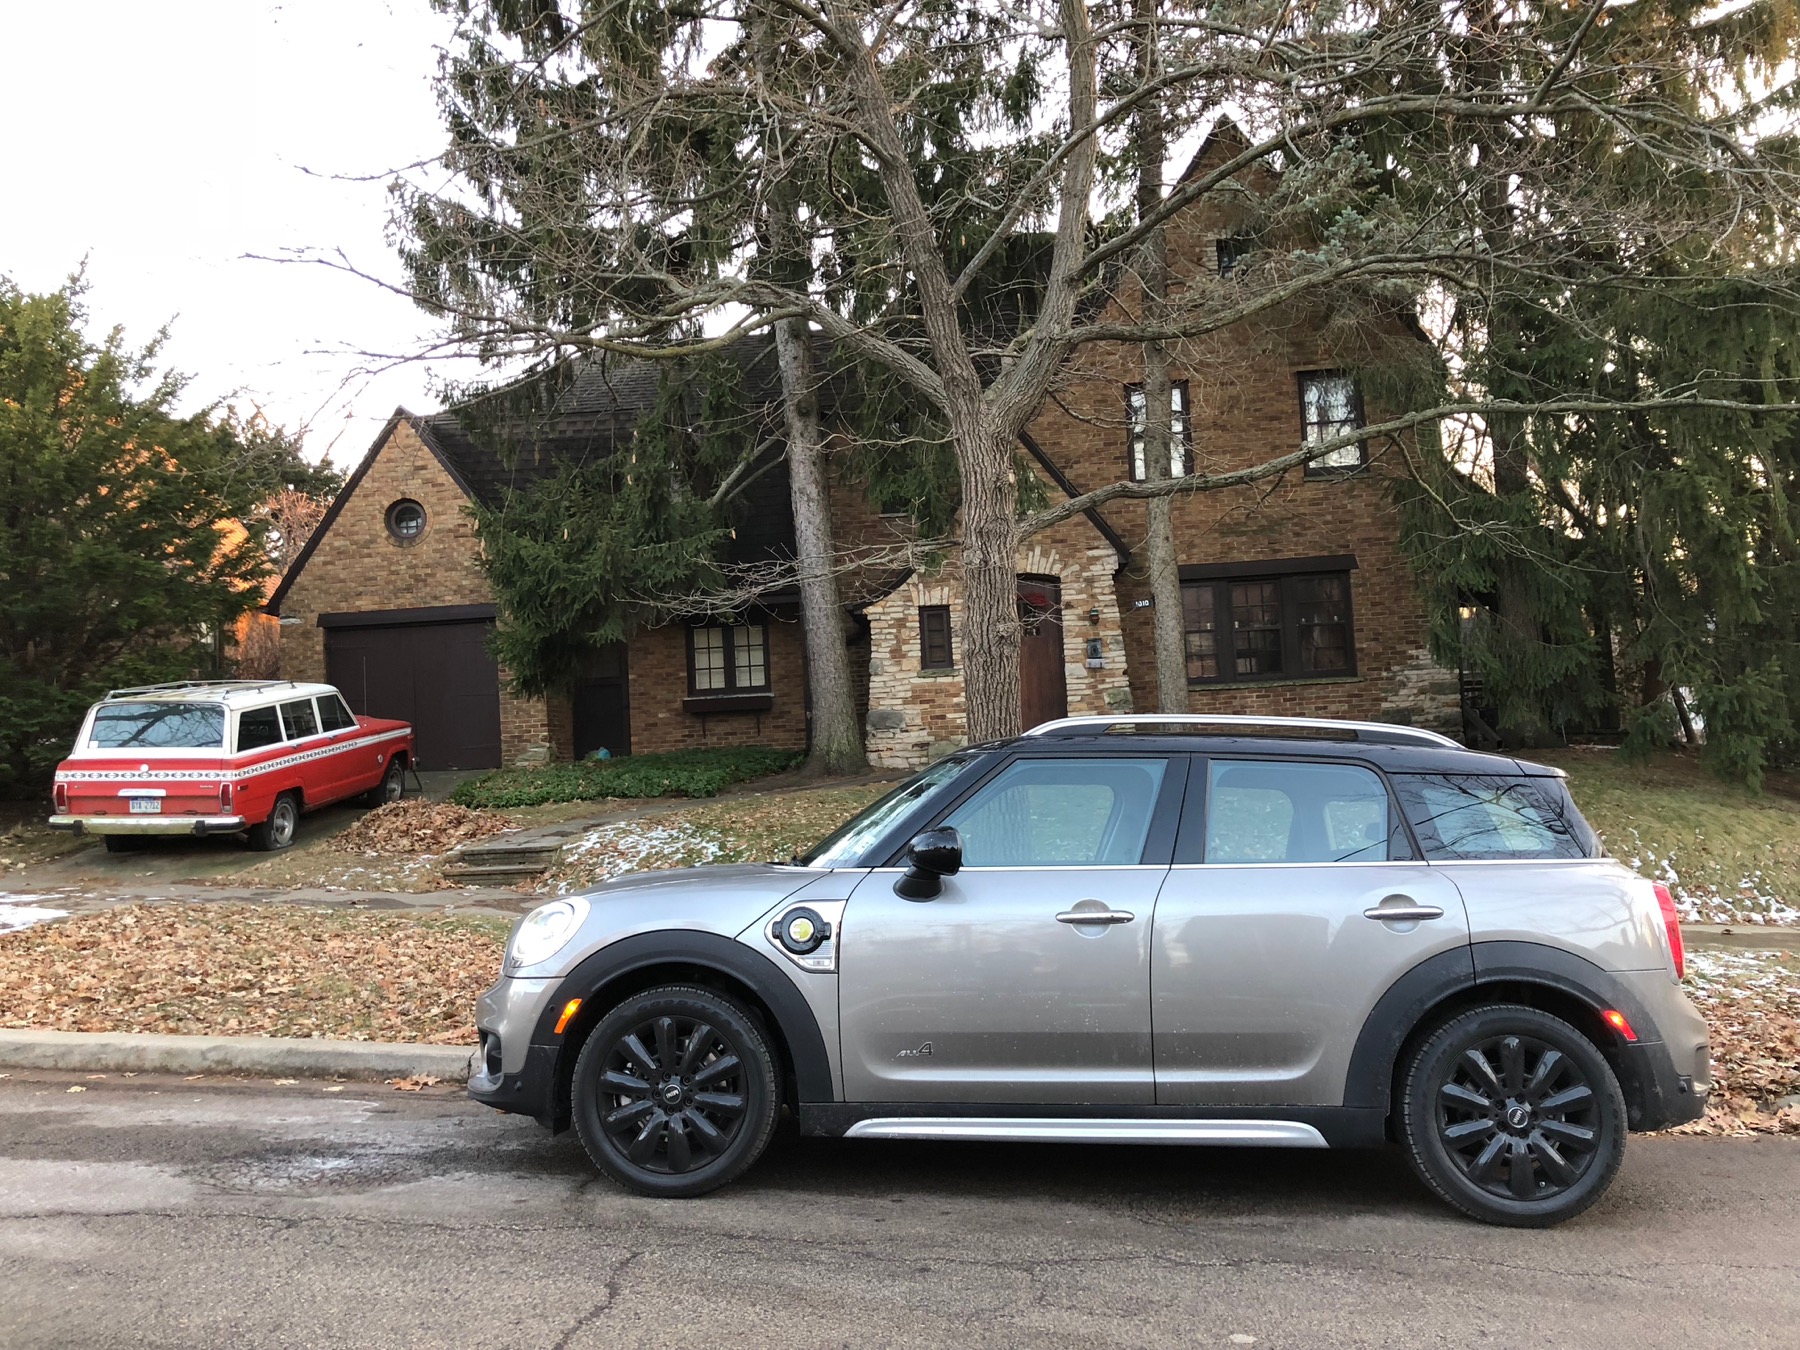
[99,681,340,710]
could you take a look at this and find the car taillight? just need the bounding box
[1653,882,1685,980]
[53,782,68,813]
[219,781,233,813]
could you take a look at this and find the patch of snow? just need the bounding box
[551,819,724,893]
[0,902,70,933]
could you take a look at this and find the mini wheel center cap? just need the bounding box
[660,1081,684,1107]
[1505,1104,1531,1130]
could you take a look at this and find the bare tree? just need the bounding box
[398,0,1800,742]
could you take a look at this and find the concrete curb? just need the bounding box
[0,1029,474,1082]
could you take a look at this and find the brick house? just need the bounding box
[268,135,1459,770]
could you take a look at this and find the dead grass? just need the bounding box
[543,784,890,892]
[0,904,507,1043]
[1668,947,1800,1135]
[1542,748,1800,924]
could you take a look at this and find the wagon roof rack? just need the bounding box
[1022,714,1462,749]
[103,680,297,699]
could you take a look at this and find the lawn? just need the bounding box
[1540,747,1800,924]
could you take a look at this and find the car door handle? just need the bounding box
[1363,902,1445,922]
[1056,908,1136,926]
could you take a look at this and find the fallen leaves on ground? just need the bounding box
[543,784,889,893]
[332,800,517,856]
[1667,948,1800,1135]
[0,904,506,1043]
[386,1075,442,1092]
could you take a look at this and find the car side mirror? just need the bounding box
[894,826,963,900]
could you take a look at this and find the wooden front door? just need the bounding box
[1017,575,1068,732]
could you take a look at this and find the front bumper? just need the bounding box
[466,974,565,1130]
[468,1041,564,1130]
[48,814,248,837]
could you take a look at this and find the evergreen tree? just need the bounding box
[0,278,275,796]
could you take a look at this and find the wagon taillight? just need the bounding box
[219,781,233,814]
[53,781,68,813]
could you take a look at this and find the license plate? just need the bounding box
[127,797,162,815]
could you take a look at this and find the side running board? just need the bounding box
[840,1118,1328,1147]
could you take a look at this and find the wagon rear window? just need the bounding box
[88,702,226,750]
[1392,773,1597,861]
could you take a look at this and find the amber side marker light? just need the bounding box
[1602,1008,1638,1042]
[553,999,583,1035]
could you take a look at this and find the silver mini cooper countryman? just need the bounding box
[469,715,1708,1226]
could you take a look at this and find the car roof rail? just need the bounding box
[103,679,293,699]
[1021,714,1463,749]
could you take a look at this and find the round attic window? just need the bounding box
[386,499,427,543]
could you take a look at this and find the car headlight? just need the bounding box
[507,897,590,971]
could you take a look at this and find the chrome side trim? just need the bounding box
[841,1117,1329,1147]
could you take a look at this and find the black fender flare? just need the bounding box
[1345,940,1663,1113]
[530,929,835,1104]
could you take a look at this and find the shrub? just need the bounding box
[449,746,803,809]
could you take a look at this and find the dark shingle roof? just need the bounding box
[415,339,796,566]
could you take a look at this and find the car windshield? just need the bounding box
[800,755,980,867]
[88,701,226,750]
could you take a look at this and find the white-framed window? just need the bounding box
[1126,381,1192,480]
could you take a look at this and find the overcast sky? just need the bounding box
[1,1,466,468]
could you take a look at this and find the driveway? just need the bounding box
[0,1073,1794,1349]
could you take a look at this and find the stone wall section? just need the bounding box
[274,418,554,765]
[861,499,1131,769]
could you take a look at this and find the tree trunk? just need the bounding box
[1132,0,1187,714]
[958,417,1023,742]
[750,13,865,777]
[772,318,867,775]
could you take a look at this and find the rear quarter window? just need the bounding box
[1392,773,1597,860]
[237,706,284,753]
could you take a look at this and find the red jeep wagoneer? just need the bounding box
[49,680,414,852]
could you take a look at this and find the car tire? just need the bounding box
[1399,1003,1627,1227]
[247,792,301,853]
[362,756,406,809]
[571,985,780,1198]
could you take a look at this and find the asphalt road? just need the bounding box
[1,1073,1794,1349]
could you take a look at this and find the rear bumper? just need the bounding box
[47,815,247,837]
[1622,1036,1710,1131]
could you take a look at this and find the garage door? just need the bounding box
[325,619,503,770]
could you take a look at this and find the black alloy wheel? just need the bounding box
[1400,1004,1627,1227]
[572,986,779,1198]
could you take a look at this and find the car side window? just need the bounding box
[941,757,1168,866]
[1205,759,1396,864]
[316,695,356,732]
[237,706,284,753]
[279,699,320,740]
[1391,774,1593,860]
